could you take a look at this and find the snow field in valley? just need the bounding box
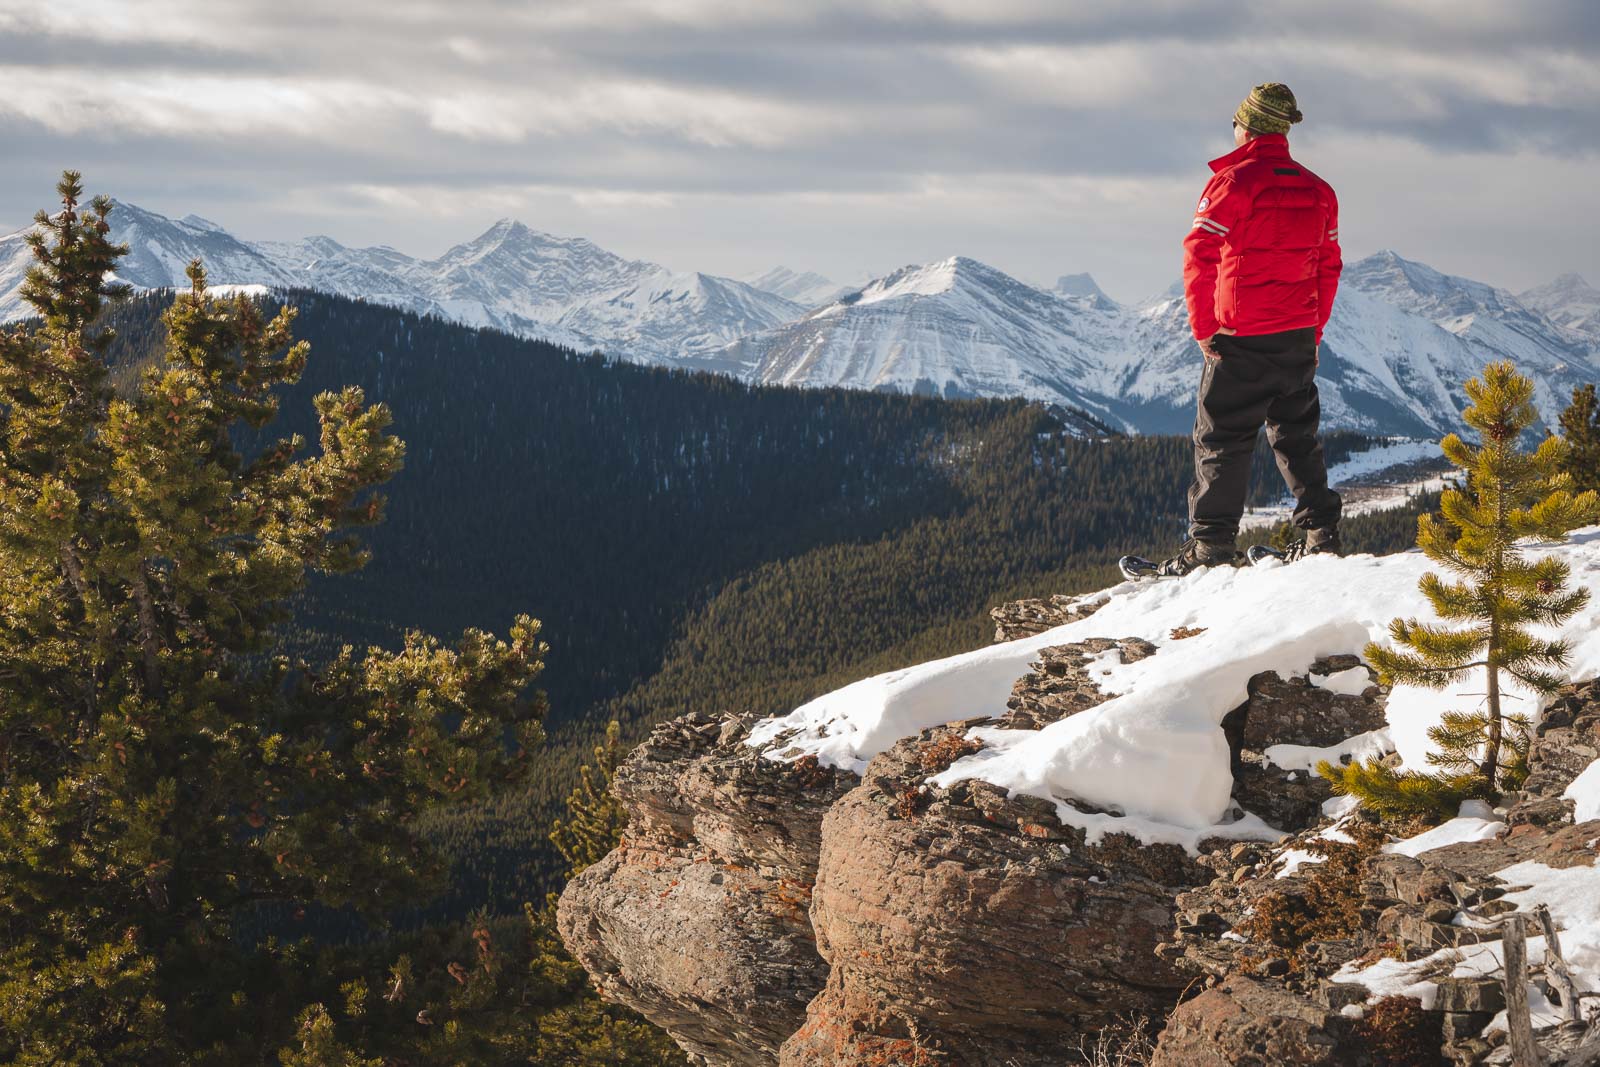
[1239,437,1450,531]
[746,528,1600,851]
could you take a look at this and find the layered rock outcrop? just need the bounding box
[557,602,1600,1067]
[556,711,856,1065]
[781,721,1207,1066]
[1155,679,1600,1067]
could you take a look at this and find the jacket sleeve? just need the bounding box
[1182,175,1248,341]
[1315,189,1342,346]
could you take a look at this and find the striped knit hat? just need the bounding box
[1234,82,1303,135]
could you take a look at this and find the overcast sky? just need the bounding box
[1,0,1597,302]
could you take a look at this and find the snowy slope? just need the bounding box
[747,528,1600,852]
[744,266,856,309]
[1521,272,1600,343]
[1345,251,1599,413]
[0,205,798,364]
[0,201,298,319]
[707,257,1135,427]
[3,199,1591,436]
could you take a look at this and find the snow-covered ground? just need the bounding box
[748,525,1600,1032]
[1240,437,1452,530]
[746,528,1600,853]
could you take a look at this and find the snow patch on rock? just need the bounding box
[748,529,1600,853]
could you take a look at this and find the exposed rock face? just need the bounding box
[780,723,1209,1067]
[987,592,1105,642]
[1154,679,1600,1067]
[1151,975,1357,1066]
[1507,678,1600,827]
[556,711,856,1066]
[558,578,1600,1067]
[1226,656,1388,833]
[1000,635,1156,729]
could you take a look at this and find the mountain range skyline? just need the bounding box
[5,194,1593,324]
[4,196,1597,440]
[3,3,1597,307]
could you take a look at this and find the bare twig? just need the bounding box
[1534,904,1584,1028]
[1566,1014,1600,1067]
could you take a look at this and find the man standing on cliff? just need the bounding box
[1126,82,1344,579]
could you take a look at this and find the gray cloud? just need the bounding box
[1,0,1597,300]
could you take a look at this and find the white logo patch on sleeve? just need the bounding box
[1197,196,1210,211]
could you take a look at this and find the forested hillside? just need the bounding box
[101,290,1428,916]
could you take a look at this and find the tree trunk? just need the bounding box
[130,565,163,698]
[59,539,89,599]
[1481,652,1503,784]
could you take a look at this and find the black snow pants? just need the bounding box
[1187,326,1342,546]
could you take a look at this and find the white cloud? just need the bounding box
[0,67,405,139]
[0,0,258,48]
[0,0,1595,297]
[444,36,492,64]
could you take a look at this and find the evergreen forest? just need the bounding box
[98,287,1435,918]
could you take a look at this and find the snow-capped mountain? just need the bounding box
[1052,272,1115,307]
[703,257,1134,426]
[0,229,32,321]
[1346,250,1595,371]
[108,202,301,291]
[254,234,448,319]
[0,204,798,362]
[744,266,855,309]
[3,199,1594,437]
[707,251,1599,436]
[1521,273,1600,343]
[0,200,296,320]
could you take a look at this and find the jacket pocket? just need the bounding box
[1223,255,1243,321]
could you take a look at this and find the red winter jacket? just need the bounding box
[1182,134,1342,345]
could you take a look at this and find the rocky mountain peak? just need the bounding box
[1,201,1595,433]
[1054,271,1110,301]
[1522,272,1600,340]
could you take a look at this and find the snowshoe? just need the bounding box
[1245,544,1287,566]
[1120,539,1241,581]
[1247,530,1341,567]
[1118,555,1161,581]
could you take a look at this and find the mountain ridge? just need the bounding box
[2,201,1594,436]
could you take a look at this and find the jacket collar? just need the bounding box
[1208,133,1290,173]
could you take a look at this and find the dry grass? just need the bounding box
[1238,820,1388,975]
[1004,1014,1154,1066]
[916,733,983,773]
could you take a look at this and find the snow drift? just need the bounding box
[747,528,1600,850]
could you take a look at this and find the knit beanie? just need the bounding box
[1234,83,1303,135]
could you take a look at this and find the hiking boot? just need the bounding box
[1156,538,1241,577]
[1282,527,1341,562]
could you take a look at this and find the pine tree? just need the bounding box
[0,174,547,1064]
[1559,383,1600,493]
[549,719,628,881]
[1321,361,1600,817]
